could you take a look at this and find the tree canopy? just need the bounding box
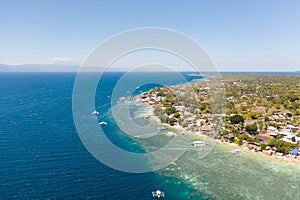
[230,115,244,124]
[245,123,258,135]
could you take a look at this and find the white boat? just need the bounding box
[157,126,166,130]
[119,97,126,102]
[98,121,107,126]
[152,190,165,198]
[165,132,177,137]
[92,111,99,115]
[231,149,243,155]
[191,141,208,147]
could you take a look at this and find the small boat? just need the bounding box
[165,132,177,137]
[119,97,126,102]
[144,115,151,119]
[231,149,243,155]
[191,141,208,147]
[152,190,165,198]
[157,126,166,130]
[98,121,107,126]
[92,111,99,115]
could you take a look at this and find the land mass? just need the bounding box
[138,73,300,161]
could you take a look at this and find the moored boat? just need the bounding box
[92,111,99,115]
[165,131,177,137]
[152,190,165,198]
[191,140,208,147]
[98,121,107,126]
[231,149,243,155]
[157,126,166,130]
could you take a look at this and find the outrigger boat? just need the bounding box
[157,126,166,130]
[152,190,165,198]
[231,149,243,155]
[92,111,99,115]
[165,131,177,137]
[191,141,208,147]
[98,121,107,126]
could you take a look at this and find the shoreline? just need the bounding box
[134,73,300,166]
[125,78,300,199]
[142,99,300,165]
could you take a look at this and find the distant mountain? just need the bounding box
[0,64,126,72]
[0,64,79,72]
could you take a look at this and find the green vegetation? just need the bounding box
[156,91,166,97]
[245,123,258,135]
[236,133,249,140]
[142,73,300,156]
[268,138,297,154]
[245,112,262,120]
[260,144,267,151]
[165,106,176,115]
[230,115,244,124]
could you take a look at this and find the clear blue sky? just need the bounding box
[1,0,300,71]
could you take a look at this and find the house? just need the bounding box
[227,96,234,101]
[276,129,293,136]
[185,117,194,124]
[200,100,210,105]
[223,134,235,142]
[245,119,255,125]
[266,129,277,137]
[200,125,211,132]
[174,105,185,112]
[255,133,273,144]
[196,119,205,127]
[268,126,277,131]
[287,125,299,131]
[282,132,298,144]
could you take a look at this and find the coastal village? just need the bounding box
[138,74,300,160]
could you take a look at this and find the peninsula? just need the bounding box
[138,73,300,160]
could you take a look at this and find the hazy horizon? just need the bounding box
[0,63,299,73]
[1,1,300,72]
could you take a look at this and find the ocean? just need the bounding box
[0,72,203,199]
[1,72,300,200]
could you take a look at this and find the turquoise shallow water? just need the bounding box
[111,100,300,200]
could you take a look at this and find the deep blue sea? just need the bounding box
[0,72,203,199]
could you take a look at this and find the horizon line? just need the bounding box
[0,63,299,73]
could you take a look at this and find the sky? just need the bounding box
[0,0,300,71]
